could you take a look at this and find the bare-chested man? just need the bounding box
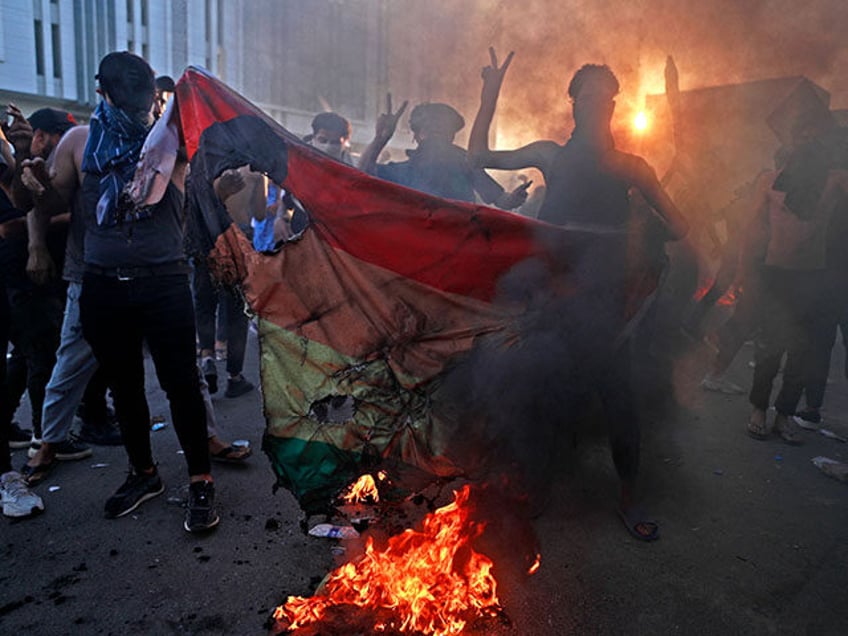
[469,49,689,541]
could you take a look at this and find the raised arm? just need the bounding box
[5,103,35,210]
[358,93,408,175]
[468,48,557,172]
[0,125,14,187]
[24,125,86,285]
[469,48,513,161]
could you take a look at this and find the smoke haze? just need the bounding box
[388,0,848,149]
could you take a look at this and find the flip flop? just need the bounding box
[747,412,771,441]
[210,445,252,464]
[20,458,58,485]
[617,507,660,542]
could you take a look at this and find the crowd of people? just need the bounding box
[1,47,846,547]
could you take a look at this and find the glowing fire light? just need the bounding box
[527,553,542,576]
[341,471,387,504]
[275,485,501,635]
[632,110,649,133]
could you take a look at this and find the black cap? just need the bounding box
[409,103,465,136]
[28,108,77,135]
[155,75,176,92]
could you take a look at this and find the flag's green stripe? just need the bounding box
[261,434,362,515]
[257,317,459,511]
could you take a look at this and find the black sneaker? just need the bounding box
[224,375,254,398]
[201,357,218,394]
[104,469,165,519]
[8,422,32,449]
[77,421,124,446]
[53,437,93,461]
[184,480,220,533]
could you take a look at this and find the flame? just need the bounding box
[632,110,649,133]
[717,284,739,307]
[527,553,542,576]
[275,485,501,635]
[341,471,387,504]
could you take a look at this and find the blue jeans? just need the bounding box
[41,282,99,444]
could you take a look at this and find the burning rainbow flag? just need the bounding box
[168,67,662,515]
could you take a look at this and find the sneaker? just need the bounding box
[224,375,254,398]
[8,422,32,449]
[104,469,165,519]
[793,416,820,431]
[184,480,220,533]
[53,438,93,461]
[700,374,745,395]
[77,421,124,446]
[201,357,218,394]
[1,471,45,518]
[794,409,822,429]
[27,437,43,458]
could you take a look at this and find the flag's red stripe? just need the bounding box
[283,148,540,302]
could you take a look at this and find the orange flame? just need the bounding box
[341,471,386,504]
[527,553,542,576]
[275,485,500,635]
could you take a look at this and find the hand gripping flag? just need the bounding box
[172,67,664,514]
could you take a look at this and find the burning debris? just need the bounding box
[272,484,521,635]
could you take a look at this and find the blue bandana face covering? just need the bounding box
[81,100,152,227]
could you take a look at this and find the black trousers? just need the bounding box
[801,271,848,411]
[80,272,210,476]
[749,267,824,416]
[191,257,249,377]
[0,285,10,474]
[5,286,65,437]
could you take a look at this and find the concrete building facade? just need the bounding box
[0,0,400,147]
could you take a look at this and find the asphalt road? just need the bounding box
[2,327,847,635]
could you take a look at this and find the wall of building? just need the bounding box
[0,0,395,145]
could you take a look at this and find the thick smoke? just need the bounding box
[388,0,848,150]
[387,0,848,508]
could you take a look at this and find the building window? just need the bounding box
[51,24,62,79]
[141,0,148,26]
[34,19,45,76]
[126,0,134,22]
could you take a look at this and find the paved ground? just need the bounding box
[2,324,847,635]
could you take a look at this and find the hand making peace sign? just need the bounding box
[375,92,409,145]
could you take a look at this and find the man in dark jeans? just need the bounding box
[78,51,218,533]
[193,167,261,399]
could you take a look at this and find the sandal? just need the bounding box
[747,409,771,440]
[210,444,252,464]
[617,506,660,542]
[20,458,58,485]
